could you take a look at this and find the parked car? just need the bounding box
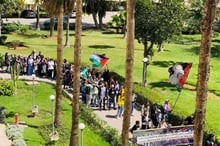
[21,10,36,18]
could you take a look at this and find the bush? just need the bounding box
[0,36,7,45]
[0,80,13,96]
[2,23,18,34]
[5,125,24,140]
[12,139,27,146]
[6,40,26,49]
[0,53,5,68]
[6,125,26,146]
[2,23,30,34]
[80,103,121,146]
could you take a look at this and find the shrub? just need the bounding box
[0,36,7,45]
[0,53,5,68]
[6,40,26,49]
[5,125,24,140]
[2,23,18,34]
[80,103,121,146]
[0,80,13,96]
[2,23,30,34]
[12,139,27,146]
[6,125,27,146]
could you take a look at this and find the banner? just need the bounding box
[132,125,194,146]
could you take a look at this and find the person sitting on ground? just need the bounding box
[205,134,216,146]
[130,120,140,133]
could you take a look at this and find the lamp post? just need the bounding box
[50,95,55,134]
[32,74,36,107]
[31,74,38,114]
[142,57,148,87]
[79,123,85,146]
[49,94,59,141]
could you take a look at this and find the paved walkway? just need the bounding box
[0,70,141,143]
[0,124,11,146]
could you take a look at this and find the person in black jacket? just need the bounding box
[130,120,140,133]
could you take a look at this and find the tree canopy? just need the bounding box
[135,0,187,56]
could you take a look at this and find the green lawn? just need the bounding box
[0,81,110,146]
[0,29,220,139]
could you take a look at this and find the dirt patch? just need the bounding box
[25,81,40,86]
[8,46,28,50]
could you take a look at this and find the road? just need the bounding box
[2,11,118,29]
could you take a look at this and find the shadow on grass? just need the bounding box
[149,81,177,92]
[88,45,115,49]
[102,30,115,34]
[151,60,176,68]
[6,111,15,118]
[187,45,220,58]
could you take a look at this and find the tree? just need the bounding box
[64,0,76,48]
[108,10,126,34]
[84,0,108,29]
[35,0,41,30]
[42,0,57,37]
[193,0,217,145]
[135,0,186,86]
[42,0,64,127]
[69,0,82,145]
[0,0,24,36]
[121,0,135,145]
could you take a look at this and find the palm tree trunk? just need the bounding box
[36,5,40,30]
[121,0,135,145]
[55,7,64,127]
[69,0,82,145]
[193,0,216,146]
[50,17,55,37]
[0,13,2,36]
[92,12,98,28]
[64,13,70,48]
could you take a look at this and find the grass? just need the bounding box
[0,29,220,139]
[0,81,110,146]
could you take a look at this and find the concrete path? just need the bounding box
[0,70,141,143]
[0,124,11,146]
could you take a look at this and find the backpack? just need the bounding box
[85,86,91,94]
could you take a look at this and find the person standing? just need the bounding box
[99,82,107,110]
[116,85,125,118]
[108,84,116,110]
[205,134,216,146]
[141,110,150,129]
[131,92,137,115]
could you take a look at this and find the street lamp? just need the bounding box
[31,74,38,115]
[142,57,148,87]
[49,95,59,141]
[79,123,85,146]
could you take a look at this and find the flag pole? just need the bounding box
[172,90,182,111]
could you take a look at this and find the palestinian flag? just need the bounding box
[89,53,109,68]
[168,63,192,91]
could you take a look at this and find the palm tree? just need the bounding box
[64,0,76,48]
[121,0,135,145]
[193,0,217,145]
[42,0,59,37]
[69,0,82,145]
[35,0,40,30]
[42,0,64,127]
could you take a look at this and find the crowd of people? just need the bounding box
[3,51,217,146]
[130,100,172,133]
